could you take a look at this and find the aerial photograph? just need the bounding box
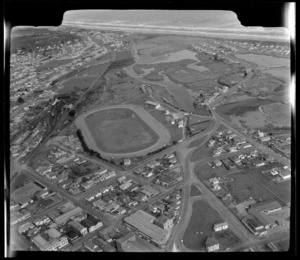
[7,7,293,254]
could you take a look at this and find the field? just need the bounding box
[190,185,202,197]
[243,163,291,205]
[76,63,110,77]
[10,173,29,192]
[182,200,224,250]
[261,103,291,127]
[188,135,208,149]
[190,145,211,163]
[57,76,97,94]
[84,108,159,154]
[222,172,276,204]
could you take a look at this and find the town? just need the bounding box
[8,10,292,254]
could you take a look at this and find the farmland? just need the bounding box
[84,108,160,154]
[182,200,224,250]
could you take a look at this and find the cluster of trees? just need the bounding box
[107,58,134,71]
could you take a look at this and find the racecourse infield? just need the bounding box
[75,104,171,158]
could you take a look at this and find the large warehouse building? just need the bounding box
[124,210,172,246]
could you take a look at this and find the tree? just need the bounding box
[68,110,76,117]
[17,96,25,103]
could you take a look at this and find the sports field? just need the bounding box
[76,105,171,157]
[84,108,159,153]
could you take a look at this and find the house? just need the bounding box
[209,177,219,185]
[213,159,222,167]
[213,222,228,232]
[145,101,161,109]
[84,239,103,252]
[154,215,173,230]
[205,237,220,252]
[69,221,88,235]
[278,169,291,180]
[260,136,271,142]
[124,158,131,166]
[80,215,103,233]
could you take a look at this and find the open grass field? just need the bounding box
[222,171,276,204]
[57,76,97,94]
[182,200,224,250]
[188,135,208,149]
[10,173,29,192]
[190,184,202,197]
[84,108,159,154]
[243,163,291,205]
[190,145,211,163]
[261,103,291,127]
[215,98,275,117]
[76,63,110,77]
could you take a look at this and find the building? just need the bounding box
[45,228,62,239]
[145,101,161,109]
[242,217,266,236]
[80,215,103,233]
[124,158,131,166]
[18,222,35,234]
[93,199,107,210]
[248,208,277,229]
[154,215,173,230]
[205,237,220,252]
[213,222,228,232]
[34,216,50,226]
[278,170,291,180]
[124,210,171,246]
[116,232,159,252]
[213,159,222,167]
[253,200,282,215]
[84,239,103,252]
[69,221,88,235]
[10,209,31,225]
[49,207,82,225]
[32,234,68,251]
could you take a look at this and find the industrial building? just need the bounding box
[124,210,171,246]
[253,200,282,215]
[32,233,69,251]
